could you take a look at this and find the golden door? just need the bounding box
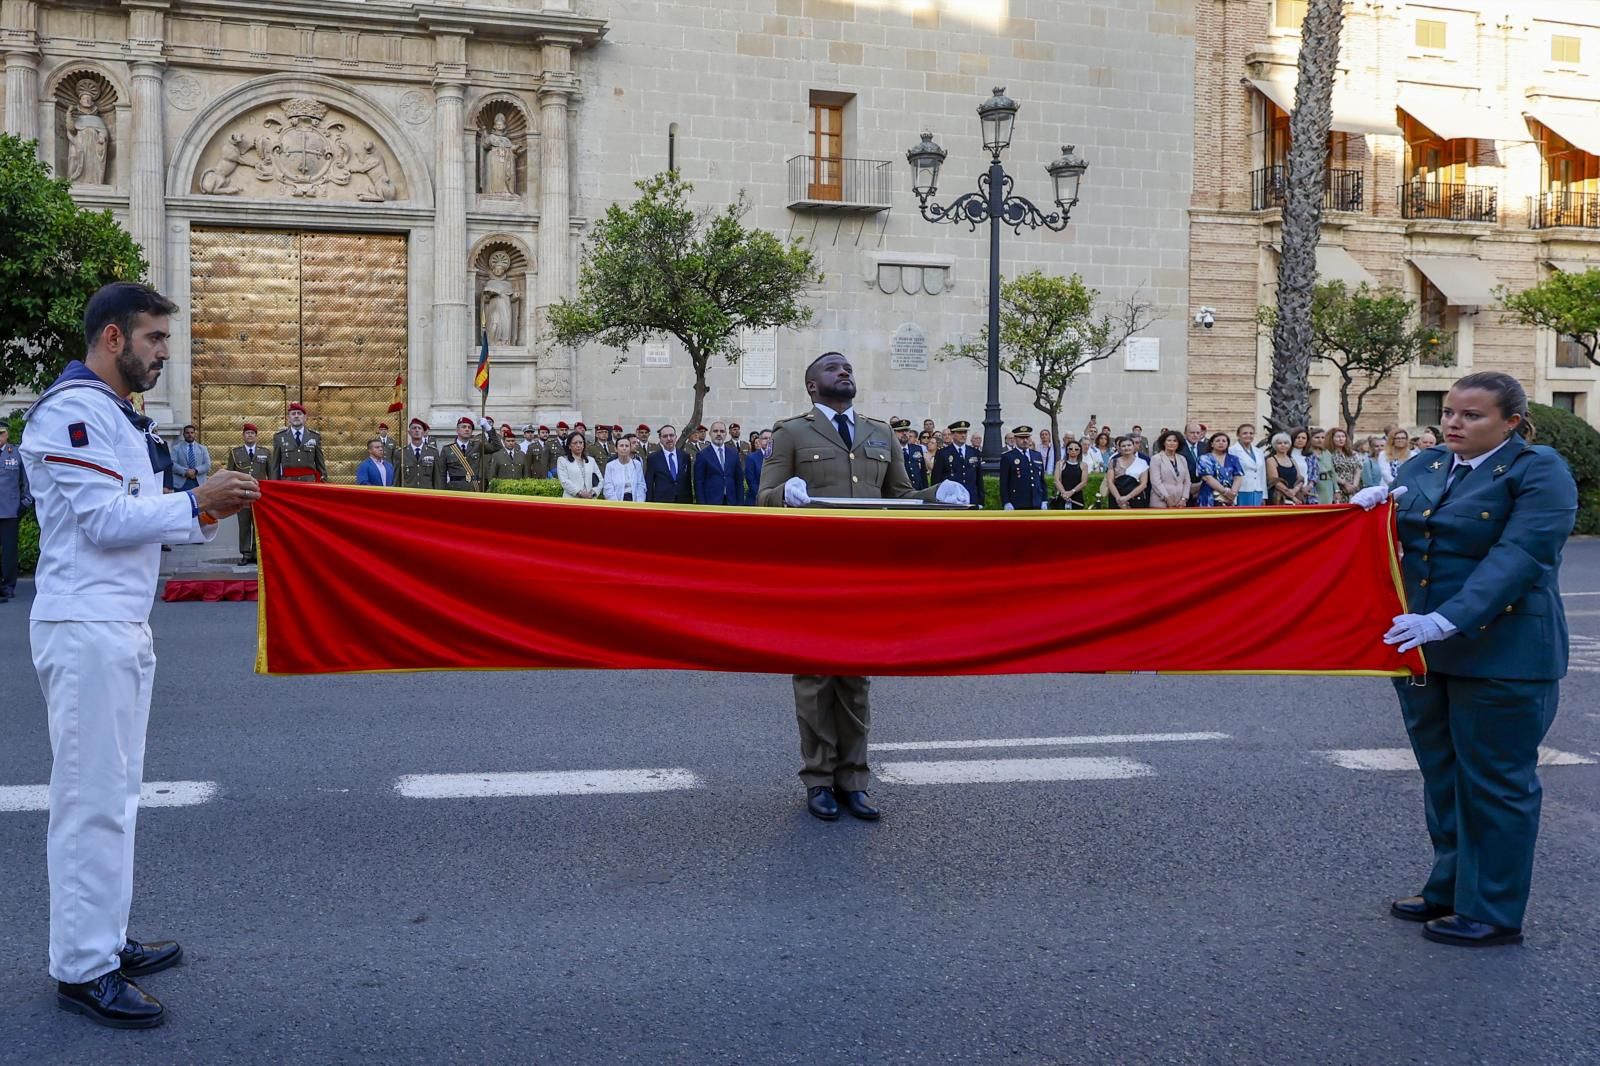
[189,228,407,485]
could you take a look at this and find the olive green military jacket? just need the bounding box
[438,431,501,490]
[271,426,328,481]
[756,408,940,506]
[486,444,527,484]
[399,442,442,489]
[227,444,272,481]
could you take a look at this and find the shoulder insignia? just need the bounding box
[1429,461,1441,470]
[67,422,89,447]
[1493,464,1507,475]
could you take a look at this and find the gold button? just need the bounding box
[1422,554,1429,562]
[1423,531,1432,538]
[1420,579,1429,587]
[812,454,820,460]
[1481,511,1491,519]
[851,475,858,483]
[1480,625,1488,631]
[1422,509,1432,517]
[1505,605,1514,613]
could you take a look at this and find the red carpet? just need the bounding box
[161,576,257,602]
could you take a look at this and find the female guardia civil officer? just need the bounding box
[1352,371,1577,947]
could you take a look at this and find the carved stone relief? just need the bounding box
[472,239,530,347]
[55,73,115,187]
[194,97,405,202]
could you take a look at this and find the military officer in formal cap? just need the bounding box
[757,351,970,822]
[438,415,500,491]
[485,424,527,485]
[399,417,441,489]
[1354,371,1578,948]
[1000,425,1047,510]
[931,420,983,507]
[270,401,327,482]
[225,423,272,564]
[592,423,615,472]
[891,418,929,491]
[374,422,399,466]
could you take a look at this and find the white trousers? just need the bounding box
[30,620,155,984]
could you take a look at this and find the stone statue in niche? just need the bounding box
[479,112,522,197]
[65,79,110,186]
[479,250,522,346]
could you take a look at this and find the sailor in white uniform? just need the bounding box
[21,282,257,1029]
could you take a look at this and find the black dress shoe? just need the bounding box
[806,785,840,821]
[1422,914,1523,947]
[119,937,182,977]
[1390,896,1453,923]
[56,971,165,1029]
[832,788,881,821]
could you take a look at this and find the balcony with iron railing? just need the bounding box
[1531,190,1600,230]
[786,156,893,212]
[1250,165,1364,213]
[1398,182,1498,223]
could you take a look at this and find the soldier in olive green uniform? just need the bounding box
[486,425,527,485]
[592,424,615,472]
[438,415,501,491]
[398,417,442,489]
[271,401,328,482]
[757,351,968,823]
[374,423,400,466]
[226,422,273,564]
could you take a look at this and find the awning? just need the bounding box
[1245,77,1404,138]
[1397,88,1532,142]
[1547,259,1600,274]
[1527,108,1600,155]
[1315,245,1379,288]
[1409,254,1502,306]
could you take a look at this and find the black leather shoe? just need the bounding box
[1422,914,1523,947]
[806,785,839,821]
[119,938,182,977]
[832,788,881,821]
[1390,896,1453,923]
[56,971,165,1029]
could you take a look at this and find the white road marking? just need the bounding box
[871,731,1228,753]
[0,780,218,813]
[1319,747,1597,772]
[873,756,1155,786]
[394,768,703,799]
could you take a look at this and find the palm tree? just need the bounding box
[1268,0,1344,432]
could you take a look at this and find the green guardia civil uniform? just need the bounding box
[756,407,939,791]
[1390,435,1577,930]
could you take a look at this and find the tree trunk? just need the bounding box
[1269,0,1343,433]
[682,347,710,445]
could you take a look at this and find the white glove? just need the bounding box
[1039,501,1050,510]
[1351,484,1407,510]
[783,476,811,507]
[936,481,971,506]
[1384,611,1457,653]
[1004,502,1015,511]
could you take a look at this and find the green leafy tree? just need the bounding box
[1499,269,1600,369]
[1260,280,1442,437]
[0,133,148,396]
[1528,402,1600,535]
[1269,0,1345,432]
[549,171,821,436]
[938,270,1155,451]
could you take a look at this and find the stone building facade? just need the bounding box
[0,0,1198,478]
[1191,0,1600,437]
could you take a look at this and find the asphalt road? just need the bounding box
[1,542,1597,1065]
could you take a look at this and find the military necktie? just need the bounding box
[833,412,852,448]
[1441,462,1470,500]
[295,431,303,446]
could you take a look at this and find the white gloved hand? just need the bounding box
[480,416,494,431]
[1004,502,1015,511]
[783,476,811,507]
[1040,501,1050,510]
[936,481,971,506]
[1351,484,1407,510]
[1384,611,1456,653]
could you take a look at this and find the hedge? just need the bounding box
[489,477,565,498]
[1529,403,1600,536]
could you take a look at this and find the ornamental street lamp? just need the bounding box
[908,87,1088,474]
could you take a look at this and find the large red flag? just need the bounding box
[251,482,1422,678]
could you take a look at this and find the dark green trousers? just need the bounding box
[792,674,871,791]
[1393,675,1560,930]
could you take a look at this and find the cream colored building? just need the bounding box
[0,0,1199,479]
[1191,0,1600,438]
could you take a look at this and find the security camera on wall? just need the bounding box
[1194,307,1216,329]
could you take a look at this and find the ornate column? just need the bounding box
[430,31,470,413]
[129,61,167,288]
[1,0,40,148]
[535,40,578,408]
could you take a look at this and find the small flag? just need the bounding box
[386,373,404,414]
[473,331,490,395]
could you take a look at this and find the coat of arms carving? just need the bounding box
[200,97,396,202]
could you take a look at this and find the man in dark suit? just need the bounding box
[644,423,693,503]
[892,418,928,491]
[931,420,983,508]
[1000,425,1046,510]
[743,428,772,503]
[354,439,396,486]
[1181,421,1206,500]
[693,420,743,505]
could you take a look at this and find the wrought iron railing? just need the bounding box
[786,156,892,210]
[1531,190,1600,229]
[1398,182,1498,223]
[1250,165,1364,212]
